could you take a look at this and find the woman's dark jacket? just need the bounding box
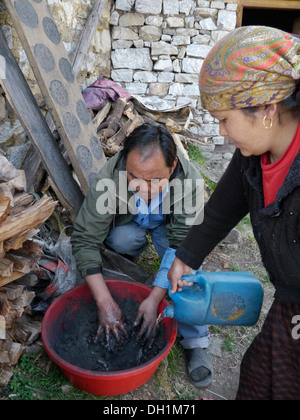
[176,148,300,304]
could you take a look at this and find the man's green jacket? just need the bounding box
[71,148,204,278]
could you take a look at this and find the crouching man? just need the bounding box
[71,123,212,387]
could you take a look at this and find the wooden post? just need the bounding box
[71,0,109,77]
[45,0,109,132]
[0,27,83,219]
[4,0,107,194]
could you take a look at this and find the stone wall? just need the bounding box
[0,0,238,173]
[110,0,238,164]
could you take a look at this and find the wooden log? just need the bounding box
[0,365,14,387]
[123,101,136,121]
[6,170,26,193]
[5,254,35,275]
[0,258,14,278]
[132,98,192,121]
[0,26,84,219]
[0,340,24,371]
[7,342,24,366]
[0,287,34,325]
[12,290,35,318]
[13,318,41,346]
[132,99,206,143]
[172,133,190,162]
[4,0,106,194]
[21,240,43,257]
[0,184,14,207]
[0,197,11,225]
[0,272,25,288]
[0,156,19,182]
[3,229,39,253]
[2,284,24,301]
[0,289,34,321]
[106,116,142,149]
[0,294,8,315]
[0,282,39,373]
[93,102,111,128]
[8,193,35,216]
[0,195,57,243]
[98,98,127,140]
[0,315,6,340]
[0,348,10,365]
[0,293,17,328]
[0,242,4,259]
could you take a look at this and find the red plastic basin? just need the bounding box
[41,280,177,396]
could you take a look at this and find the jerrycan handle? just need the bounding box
[165,271,210,319]
[181,270,207,289]
[181,271,212,305]
[181,274,200,285]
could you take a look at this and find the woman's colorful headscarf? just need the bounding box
[199,26,300,111]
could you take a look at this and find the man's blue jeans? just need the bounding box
[106,221,210,350]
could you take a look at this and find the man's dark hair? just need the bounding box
[122,123,177,168]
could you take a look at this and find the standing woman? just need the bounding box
[168,26,300,400]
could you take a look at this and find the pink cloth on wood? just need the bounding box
[82,77,132,110]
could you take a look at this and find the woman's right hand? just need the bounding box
[168,257,193,294]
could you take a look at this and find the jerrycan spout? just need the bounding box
[164,305,175,319]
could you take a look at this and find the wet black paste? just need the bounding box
[54,297,166,372]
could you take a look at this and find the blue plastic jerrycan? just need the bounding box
[164,271,264,326]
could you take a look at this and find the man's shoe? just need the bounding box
[186,348,213,388]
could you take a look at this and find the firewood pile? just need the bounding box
[93,97,206,157]
[0,156,57,387]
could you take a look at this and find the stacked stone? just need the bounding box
[110,0,237,152]
[0,0,238,171]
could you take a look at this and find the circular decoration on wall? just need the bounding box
[76,100,91,125]
[76,146,93,171]
[62,112,81,139]
[42,17,61,45]
[14,0,39,28]
[90,136,104,161]
[59,58,75,83]
[50,80,69,107]
[89,172,97,186]
[34,43,55,73]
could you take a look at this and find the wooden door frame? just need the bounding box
[226,0,300,27]
[227,0,300,9]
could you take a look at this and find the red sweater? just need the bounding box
[261,124,300,207]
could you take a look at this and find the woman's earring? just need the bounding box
[263,115,273,129]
